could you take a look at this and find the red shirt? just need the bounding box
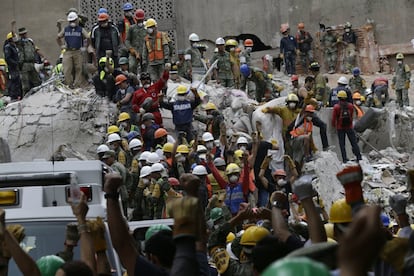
[332,101,354,130]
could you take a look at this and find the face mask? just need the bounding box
[306,116,313,121]
[229,47,235,52]
[147,28,154,34]
[69,22,77,27]
[137,22,144,27]
[143,84,150,89]
[177,156,186,163]
[205,141,214,150]
[0,66,5,71]
[176,95,186,101]
[141,124,146,129]
[288,102,296,109]
[12,36,19,42]
[397,61,403,65]
[119,89,126,94]
[345,28,350,33]
[120,122,127,129]
[277,179,287,186]
[356,100,361,106]
[142,178,150,185]
[245,47,252,53]
[109,144,116,150]
[239,146,246,151]
[101,22,109,28]
[192,42,198,48]
[229,175,238,184]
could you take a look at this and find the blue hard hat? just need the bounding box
[123,2,133,11]
[352,67,360,76]
[98,7,108,15]
[240,64,251,78]
[127,131,140,142]
[380,213,390,227]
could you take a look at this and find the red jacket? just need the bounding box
[132,70,169,126]
[332,101,354,130]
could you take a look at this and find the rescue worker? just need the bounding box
[117,112,139,139]
[211,37,233,87]
[116,57,137,87]
[125,9,146,74]
[16,27,42,95]
[107,133,128,167]
[141,112,159,151]
[92,56,116,99]
[309,62,327,104]
[225,39,241,89]
[107,124,129,153]
[185,33,206,82]
[321,27,338,74]
[56,12,90,88]
[114,74,135,117]
[142,18,171,81]
[298,75,315,107]
[131,68,169,127]
[146,163,171,219]
[332,90,362,163]
[392,53,411,107]
[208,158,228,193]
[194,102,225,140]
[342,22,357,73]
[296,22,313,74]
[240,39,253,65]
[240,64,274,102]
[91,13,120,67]
[3,32,22,100]
[348,67,366,95]
[159,85,201,141]
[117,3,136,47]
[279,23,297,76]
[0,59,6,96]
[372,77,389,107]
[328,76,352,107]
[352,92,365,120]
[175,50,190,80]
[132,164,150,220]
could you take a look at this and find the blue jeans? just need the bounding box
[258,188,269,207]
[337,128,362,163]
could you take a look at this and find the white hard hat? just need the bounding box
[215,37,225,45]
[202,132,214,142]
[192,165,208,176]
[67,11,78,21]
[139,151,151,161]
[150,163,164,173]
[236,137,248,145]
[197,145,207,153]
[213,157,226,167]
[107,133,121,143]
[140,166,152,178]
[338,76,348,85]
[147,152,161,164]
[189,33,200,42]
[129,138,142,149]
[97,144,110,154]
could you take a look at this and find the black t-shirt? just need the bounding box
[99,27,113,51]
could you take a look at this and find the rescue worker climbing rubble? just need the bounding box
[392,53,411,108]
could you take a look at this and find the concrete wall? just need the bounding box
[1,0,413,64]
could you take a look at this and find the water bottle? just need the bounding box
[70,174,81,205]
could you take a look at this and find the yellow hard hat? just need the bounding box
[162,142,174,153]
[226,232,236,243]
[234,149,243,159]
[6,32,14,40]
[107,125,120,134]
[337,90,348,99]
[240,226,270,246]
[204,102,217,111]
[117,112,131,123]
[225,163,241,175]
[225,39,238,47]
[145,18,157,28]
[360,95,366,102]
[176,144,190,154]
[99,56,114,65]
[0,59,6,66]
[396,53,404,60]
[324,223,334,239]
[329,199,352,224]
[286,93,299,102]
[176,85,188,95]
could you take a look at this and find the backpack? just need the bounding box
[339,102,351,127]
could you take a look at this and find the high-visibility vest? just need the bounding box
[121,17,135,42]
[354,104,364,119]
[145,32,164,61]
[290,120,313,138]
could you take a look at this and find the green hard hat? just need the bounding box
[36,255,65,276]
[210,207,223,222]
[119,57,129,65]
[145,224,172,241]
[262,257,330,276]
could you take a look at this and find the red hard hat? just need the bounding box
[244,39,254,47]
[168,177,180,186]
[154,128,168,139]
[135,9,145,20]
[291,75,299,82]
[305,104,315,113]
[98,13,109,22]
[115,74,127,85]
[273,169,287,177]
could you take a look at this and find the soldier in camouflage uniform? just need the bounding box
[348,67,366,95]
[145,163,171,219]
[240,39,253,66]
[107,133,129,168]
[211,37,234,88]
[309,62,327,104]
[392,53,411,107]
[342,22,357,73]
[320,28,338,74]
[185,33,206,82]
[174,50,191,80]
[125,9,147,74]
[240,64,275,102]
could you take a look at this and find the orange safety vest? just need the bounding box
[145,32,164,61]
[121,17,135,42]
[354,105,364,119]
[290,120,313,138]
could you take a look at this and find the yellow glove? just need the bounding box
[87,217,107,252]
[7,224,25,243]
[405,81,410,89]
[262,107,269,113]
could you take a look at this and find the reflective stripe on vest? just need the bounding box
[290,120,313,137]
[64,26,83,49]
[145,32,164,61]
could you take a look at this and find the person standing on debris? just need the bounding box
[332,90,362,163]
[309,62,327,105]
[174,50,191,81]
[352,92,365,120]
[296,22,313,74]
[116,57,138,88]
[92,56,116,99]
[185,33,206,82]
[117,3,136,51]
[240,39,254,65]
[328,76,352,107]
[298,75,315,107]
[321,27,338,74]
[125,9,146,74]
[342,22,357,74]
[194,102,224,140]
[240,64,274,102]
[279,23,297,76]
[57,12,90,88]
[91,13,121,68]
[371,76,389,107]
[392,53,411,107]
[142,18,171,81]
[114,75,135,117]
[211,37,234,88]
[16,27,42,95]
[3,32,22,100]
[225,39,241,89]
[348,67,366,95]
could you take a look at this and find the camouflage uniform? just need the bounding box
[185,46,206,82]
[313,72,327,104]
[111,161,129,214]
[177,58,191,80]
[349,75,366,94]
[342,30,357,73]
[125,23,147,74]
[392,62,411,107]
[16,38,41,95]
[240,67,273,102]
[211,51,233,88]
[239,50,251,66]
[145,177,170,219]
[321,31,338,73]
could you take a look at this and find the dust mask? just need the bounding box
[239,146,247,151]
[277,179,287,186]
[288,102,296,109]
[142,178,150,185]
[147,28,154,34]
[306,116,313,121]
[229,175,238,184]
[12,36,19,42]
[137,22,144,27]
[245,47,252,53]
[205,142,214,150]
[0,66,5,71]
[356,100,361,106]
[120,122,127,129]
[176,95,186,101]
[70,22,77,28]
[144,84,150,89]
[397,60,403,65]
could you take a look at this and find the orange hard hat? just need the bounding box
[305,104,315,113]
[244,39,254,47]
[352,92,361,100]
[98,13,109,21]
[298,22,305,29]
[291,75,299,82]
[273,169,287,177]
[154,128,168,139]
[115,74,127,85]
